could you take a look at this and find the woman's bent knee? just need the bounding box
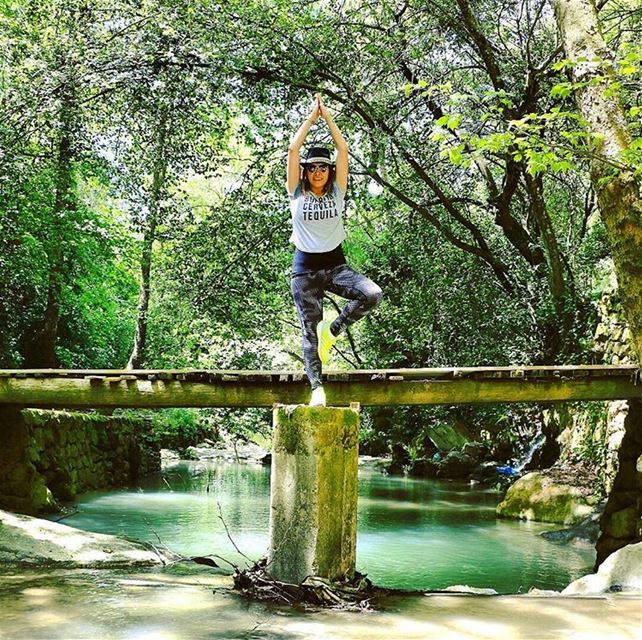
[366,284,383,308]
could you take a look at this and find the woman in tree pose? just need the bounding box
[287,94,382,406]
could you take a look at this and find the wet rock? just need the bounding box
[384,460,406,476]
[436,451,476,479]
[526,587,560,596]
[357,456,390,470]
[182,447,200,460]
[161,449,180,462]
[496,470,600,525]
[461,441,488,462]
[0,510,177,567]
[471,461,501,482]
[541,508,603,545]
[183,441,269,464]
[408,457,438,479]
[563,542,642,595]
[441,585,498,595]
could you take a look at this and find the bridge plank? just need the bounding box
[0,365,638,379]
[0,368,639,408]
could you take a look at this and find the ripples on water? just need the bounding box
[64,461,595,593]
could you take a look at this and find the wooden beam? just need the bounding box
[0,366,639,408]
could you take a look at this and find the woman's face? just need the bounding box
[305,163,330,190]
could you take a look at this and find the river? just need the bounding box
[61,459,592,593]
[1,460,639,640]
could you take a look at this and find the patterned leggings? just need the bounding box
[291,264,383,389]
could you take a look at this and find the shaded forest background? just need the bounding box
[1,0,640,460]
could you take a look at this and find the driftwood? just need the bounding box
[232,558,377,610]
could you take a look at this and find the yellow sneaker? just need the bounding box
[309,386,326,406]
[316,320,337,365]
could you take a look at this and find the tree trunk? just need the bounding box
[126,107,168,370]
[126,217,157,370]
[551,0,642,364]
[23,82,76,368]
[524,173,576,361]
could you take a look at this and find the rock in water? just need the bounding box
[496,470,599,525]
[436,451,477,479]
[563,542,642,595]
[0,510,177,567]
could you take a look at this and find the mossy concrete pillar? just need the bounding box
[268,403,360,584]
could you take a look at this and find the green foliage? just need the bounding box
[117,408,217,450]
[0,0,639,459]
[213,408,272,446]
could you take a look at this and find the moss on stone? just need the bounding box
[605,506,639,539]
[270,404,360,583]
[273,406,359,456]
[1,408,160,514]
[496,471,598,525]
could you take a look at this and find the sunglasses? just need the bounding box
[306,164,329,174]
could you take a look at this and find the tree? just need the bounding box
[199,0,603,363]
[551,0,642,363]
[84,1,229,369]
[0,0,143,368]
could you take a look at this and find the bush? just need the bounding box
[116,408,218,450]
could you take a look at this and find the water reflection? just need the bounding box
[62,461,595,593]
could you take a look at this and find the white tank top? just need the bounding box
[288,182,346,253]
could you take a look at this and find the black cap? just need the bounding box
[301,146,335,165]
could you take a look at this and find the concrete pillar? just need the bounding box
[268,403,360,584]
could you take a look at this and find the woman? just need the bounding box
[287,94,382,406]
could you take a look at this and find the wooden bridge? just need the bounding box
[0,365,639,407]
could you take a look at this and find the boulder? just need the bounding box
[540,508,603,545]
[384,460,406,476]
[471,461,502,482]
[563,542,642,594]
[0,510,177,567]
[461,441,488,462]
[436,451,476,479]
[385,443,409,475]
[408,457,438,478]
[496,471,599,525]
[425,420,472,451]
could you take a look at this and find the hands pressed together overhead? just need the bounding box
[308,93,329,123]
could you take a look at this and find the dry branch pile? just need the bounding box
[232,558,377,609]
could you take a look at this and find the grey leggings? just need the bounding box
[291,264,383,389]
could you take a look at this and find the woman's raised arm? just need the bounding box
[287,97,320,195]
[318,94,348,193]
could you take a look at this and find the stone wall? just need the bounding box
[526,267,642,566]
[561,269,641,565]
[0,407,160,515]
[544,400,625,495]
[545,277,635,496]
[595,400,642,567]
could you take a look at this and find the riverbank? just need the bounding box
[0,463,639,639]
[0,509,177,568]
[0,564,638,640]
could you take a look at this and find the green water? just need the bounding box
[60,460,595,593]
